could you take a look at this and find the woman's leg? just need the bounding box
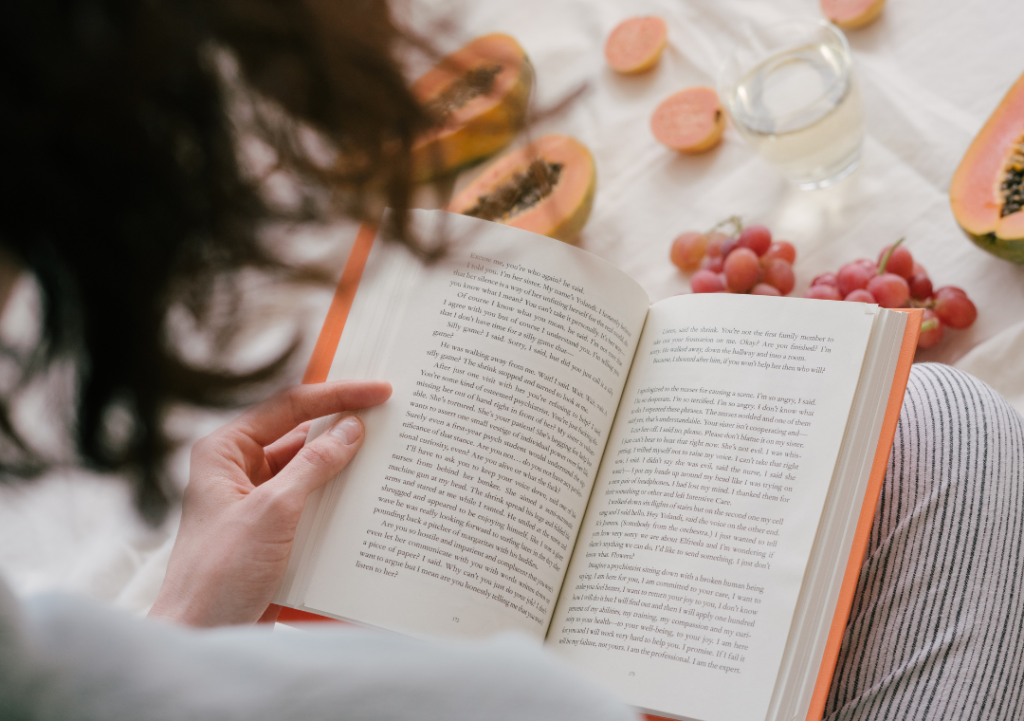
[825,364,1024,720]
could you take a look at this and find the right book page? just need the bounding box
[547,294,880,721]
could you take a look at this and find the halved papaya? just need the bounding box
[448,135,596,244]
[411,34,532,183]
[950,71,1024,263]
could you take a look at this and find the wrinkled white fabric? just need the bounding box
[0,578,636,721]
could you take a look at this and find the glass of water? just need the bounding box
[718,19,864,190]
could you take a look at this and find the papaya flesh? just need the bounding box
[448,135,596,244]
[411,34,532,182]
[950,71,1024,264]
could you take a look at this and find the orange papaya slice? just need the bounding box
[448,135,596,244]
[651,87,725,153]
[820,0,886,29]
[950,71,1024,264]
[605,17,668,74]
[411,34,532,182]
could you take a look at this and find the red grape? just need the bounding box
[762,241,796,264]
[701,255,724,273]
[812,272,839,288]
[738,225,772,256]
[878,244,914,278]
[866,273,910,308]
[721,237,740,259]
[691,269,725,293]
[805,284,842,301]
[917,310,945,349]
[724,247,761,293]
[751,283,781,296]
[705,231,729,258]
[671,232,708,271]
[908,273,932,300]
[845,289,876,303]
[933,288,977,329]
[800,240,976,354]
[837,261,874,297]
[854,260,878,278]
[762,258,795,295]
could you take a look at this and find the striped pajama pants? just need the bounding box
[825,364,1024,720]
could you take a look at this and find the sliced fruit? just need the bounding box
[448,135,596,243]
[950,71,1024,263]
[411,34,532,182]
[651,87,725,153]
[605,17,668,74]
[820,0,886,29]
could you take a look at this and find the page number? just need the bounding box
[628,671,636,677]
[452,616,460,623]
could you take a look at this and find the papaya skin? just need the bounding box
[410,34,533,183]
[448,135,596,244]
[950,71,1024,264]
[821,0,886,29]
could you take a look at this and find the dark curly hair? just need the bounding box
[0,0,433,522]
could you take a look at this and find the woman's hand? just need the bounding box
[149,380,392,627]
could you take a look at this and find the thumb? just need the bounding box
[264,415,366,500]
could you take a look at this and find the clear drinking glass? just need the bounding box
[718,19,864,190]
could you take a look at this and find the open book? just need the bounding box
[275,210,920,721]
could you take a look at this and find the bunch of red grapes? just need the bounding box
[670,219,796,296]
[804,239,977,349]
[670,221,978,352]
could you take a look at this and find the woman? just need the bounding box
[0,2,633,718]
[1,1,1021,719]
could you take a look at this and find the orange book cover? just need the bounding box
[266,224,923,721]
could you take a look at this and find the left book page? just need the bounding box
[276,210,651,640]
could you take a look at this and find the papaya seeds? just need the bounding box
[448,135,596,244]
[463,160,563,222]
[1000,140,1024,217]
[950,71,1024,263]
[410,34,532,182]
[423,64,504,124]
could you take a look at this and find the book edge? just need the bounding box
[302,223,379,384]
[801,308,922,721]
[265,221,378,625]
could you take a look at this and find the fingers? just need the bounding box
[254,420,313,485]
[221,380,391,449]
[261,415,366,500]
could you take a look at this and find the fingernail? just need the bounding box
[331,416,363,444]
